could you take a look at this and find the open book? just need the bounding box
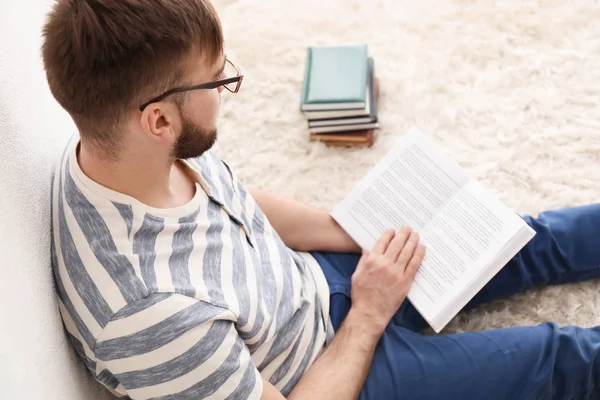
[331,127,536,333]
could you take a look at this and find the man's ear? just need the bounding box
[139,103,179,145]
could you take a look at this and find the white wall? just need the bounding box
[0,1,114,399]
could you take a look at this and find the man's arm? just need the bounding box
[95,294,264,399]
[261,228,426,400]
[261,308,380,400]
[249,188,360,253]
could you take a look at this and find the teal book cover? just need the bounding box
[301,44,368,110]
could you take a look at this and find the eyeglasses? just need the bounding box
[138,58,244,111]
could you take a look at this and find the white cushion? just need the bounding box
[0,1,114,398]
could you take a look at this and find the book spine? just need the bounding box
[309,129,375,147]
[322,141,373,148]
[300,47,312,109]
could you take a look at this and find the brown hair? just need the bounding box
[42,0,223,158]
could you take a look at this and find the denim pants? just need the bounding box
[311,204,600,400]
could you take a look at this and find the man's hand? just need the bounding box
[275,227,425,400]
[351,226,425,334]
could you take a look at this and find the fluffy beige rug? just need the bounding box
[211,0,600,334]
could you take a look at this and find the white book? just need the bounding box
[331,127,536,333]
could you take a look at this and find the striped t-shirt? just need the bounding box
[51,137,333,399]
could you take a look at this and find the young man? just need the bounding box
[44,1,600,399]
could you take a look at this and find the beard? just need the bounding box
[171,113,217,160]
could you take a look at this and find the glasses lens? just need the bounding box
[223,60,239,91]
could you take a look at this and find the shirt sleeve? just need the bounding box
[94,293,263,400]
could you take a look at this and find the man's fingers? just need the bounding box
[395,231,419,267]
[384,226,411,261]
[358,249,369,262]
[371,229,395,255]
[405,244,426,279]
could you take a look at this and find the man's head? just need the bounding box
[42,0,226,160]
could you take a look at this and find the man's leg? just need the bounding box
[318,262,600,400]
[360,322,600,400]
[311,251,360,330]
[469,203,600,305]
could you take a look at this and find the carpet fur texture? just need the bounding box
[210,0,600,334]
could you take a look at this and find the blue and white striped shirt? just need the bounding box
[51,137,333,399]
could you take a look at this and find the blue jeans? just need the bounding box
[311,204,600,400]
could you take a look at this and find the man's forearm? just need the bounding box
[249,188,361,253]
[287,308,382,400]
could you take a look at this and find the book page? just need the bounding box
[435,222,536,331]
[407,179,526,322]
[331,128,470,250]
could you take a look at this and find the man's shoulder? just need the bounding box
[189,149,226,171]
[189,149,243,192]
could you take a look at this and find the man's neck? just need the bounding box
[77,141,196,209]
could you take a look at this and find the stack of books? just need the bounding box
[300,44,379,148]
